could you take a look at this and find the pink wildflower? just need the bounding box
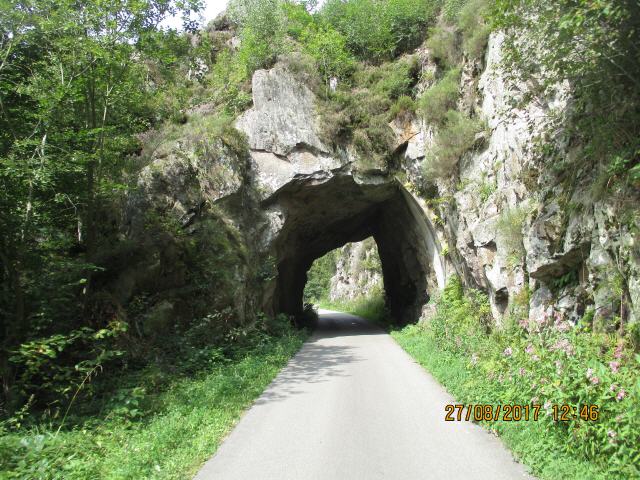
[608,429,617,438]
[525,344,535,355]
[610,383,618,392]
[586,368,594,379]
[552,338,575,356]
[503,346,513,357]
[590,376,600,385]
[609,361,620,374]
[616,388,626,401]
[614,342,624,360]
[519,367,526,376]
[555,360,563,374]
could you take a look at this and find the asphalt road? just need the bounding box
[194,310,535,480]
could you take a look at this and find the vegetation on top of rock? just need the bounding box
[491,0,640,191]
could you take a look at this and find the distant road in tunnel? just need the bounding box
[194,310,535,480]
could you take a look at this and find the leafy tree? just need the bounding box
[302,25,356,85]
[0,0,201,410]
[320,0,439,61]
[229,0,287,73]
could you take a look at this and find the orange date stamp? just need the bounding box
[444,404,599,422]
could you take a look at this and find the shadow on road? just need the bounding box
[255,311,380,404]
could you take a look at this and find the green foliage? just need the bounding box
[425,25,458,68]
[491,0,640,190]
[302,25,356,84]
[422,110,483,178]
[354,56,420,99]
[457,0,491,58]
[388,95,417,122]
[321,286,391,328]
[419,68,461,124]
[229,0,287,73]
[0,325,306,479]
[318,56,418,167]
[394,277,640,478]
[304,251,338,303]
[495,204,529,264]
[477,176,496,202]
[207,49,253,115]
[320,0,439,61]
[0,0,203,414]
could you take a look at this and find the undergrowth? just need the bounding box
[0,317,306,479]
[392,277,640,479]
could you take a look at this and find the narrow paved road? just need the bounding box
[195,310,534,480]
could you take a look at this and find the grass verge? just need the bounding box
[0,330,306,479]
[392,327,609,479]
[390,277,639,479]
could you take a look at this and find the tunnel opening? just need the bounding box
[303,237,384,308]
[266,174,444,326]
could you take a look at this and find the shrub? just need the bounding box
[457,0,491,59]
[229,0,287,73]
[425,25,458,68]
[320,0,438,61]
[422,110,483,178]
[495,205,529,262]
[207,50,252,115]
[302,24,356,85]
[277,51,322,93]
[388,95,417,122]
[419,68,461,124]
[354,56,419,100]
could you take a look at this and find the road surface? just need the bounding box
[195,310,534,480]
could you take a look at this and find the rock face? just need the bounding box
[329,238,383,302]
[124,29,638,333]
[411,32,639,327]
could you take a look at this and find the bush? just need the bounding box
[389,95,417,122]
[354,56,419,99]
[302,24,356,84]
[496,205,529,263]
[320,0,438,61]
[419,67,461,124]
[229,0,287,73]
[425,25,458,68]
[304,251,338,303]
[422,110,483,178]
[457,0,491,59]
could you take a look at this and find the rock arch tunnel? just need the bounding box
[266,174,445,325]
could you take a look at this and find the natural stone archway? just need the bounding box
[265,173,443,325]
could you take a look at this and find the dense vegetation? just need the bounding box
[393,278,640,479]
[1,318,305,479]
[1,0,639,476]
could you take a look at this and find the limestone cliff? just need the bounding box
[125,29,638,332]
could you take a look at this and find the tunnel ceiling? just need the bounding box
[267,173,442,325]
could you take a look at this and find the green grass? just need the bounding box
[392,327,610,479]
[0,331,306,479]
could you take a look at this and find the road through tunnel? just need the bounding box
[267,174,444,325]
